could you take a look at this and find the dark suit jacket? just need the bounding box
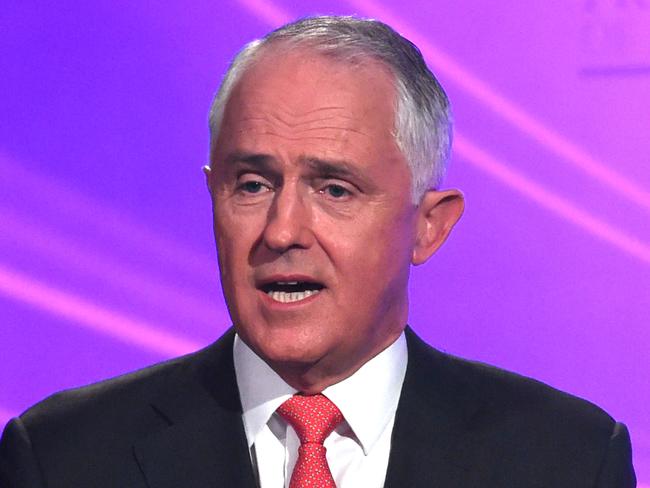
[0,328,636,487]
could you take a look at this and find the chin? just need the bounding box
[237,321,320,360]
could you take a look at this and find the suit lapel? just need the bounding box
[384,328,489,488]
[133,330,257,488]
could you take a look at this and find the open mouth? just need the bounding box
[259,281,324,303]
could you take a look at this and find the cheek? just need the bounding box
[317,214,414,303]
[214,214,247,282]
[328,210,415,264]
[214,201,259,249]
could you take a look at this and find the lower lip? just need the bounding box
[257,289,324,308]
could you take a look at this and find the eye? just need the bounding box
[235,175,272,196]
[321,183,352,199]
[241,181,265,193]
[325,184,347,198]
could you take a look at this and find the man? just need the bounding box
[0,15,635,488]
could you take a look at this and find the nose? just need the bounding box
[263,184,314,253]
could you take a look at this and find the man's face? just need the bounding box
[208,47,420,388]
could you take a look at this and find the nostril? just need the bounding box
[263,230,304,253]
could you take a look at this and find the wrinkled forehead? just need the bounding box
[211,44,409,181]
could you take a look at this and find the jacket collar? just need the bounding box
[133,329,258,488]
[384,327,486,488]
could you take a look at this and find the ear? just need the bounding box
[412,189,464,265]
[202,165,213,194]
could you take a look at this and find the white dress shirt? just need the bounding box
[233,332,408,488]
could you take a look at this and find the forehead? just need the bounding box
[215,46,401,164]
[237,44,395,112]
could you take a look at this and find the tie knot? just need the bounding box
[277,394,343,445]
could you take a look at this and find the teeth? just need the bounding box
[268,289,320,303]
[277,281,299,285]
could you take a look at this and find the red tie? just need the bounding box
[277,394,343,488]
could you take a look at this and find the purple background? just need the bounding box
[1,0,649,483]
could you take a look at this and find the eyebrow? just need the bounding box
[223,151,275,170]
[300,156,367,181]
[223,151,373,187]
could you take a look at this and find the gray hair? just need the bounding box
[208,16,452,202]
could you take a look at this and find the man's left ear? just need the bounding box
[412,189,465,265]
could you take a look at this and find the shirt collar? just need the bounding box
[322,333,407,455]
[234,332,407,456]
[233,334,296,449]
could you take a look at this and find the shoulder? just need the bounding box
[24,351,188,426]
[1,330,240,485]
[451,352,617,446]
[397,330,635,486]
[17,330,236,447]
[403,328,626,466]
[405,327,615,433]
[456,350,612,428]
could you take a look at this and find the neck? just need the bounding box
[269,327,404,394]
